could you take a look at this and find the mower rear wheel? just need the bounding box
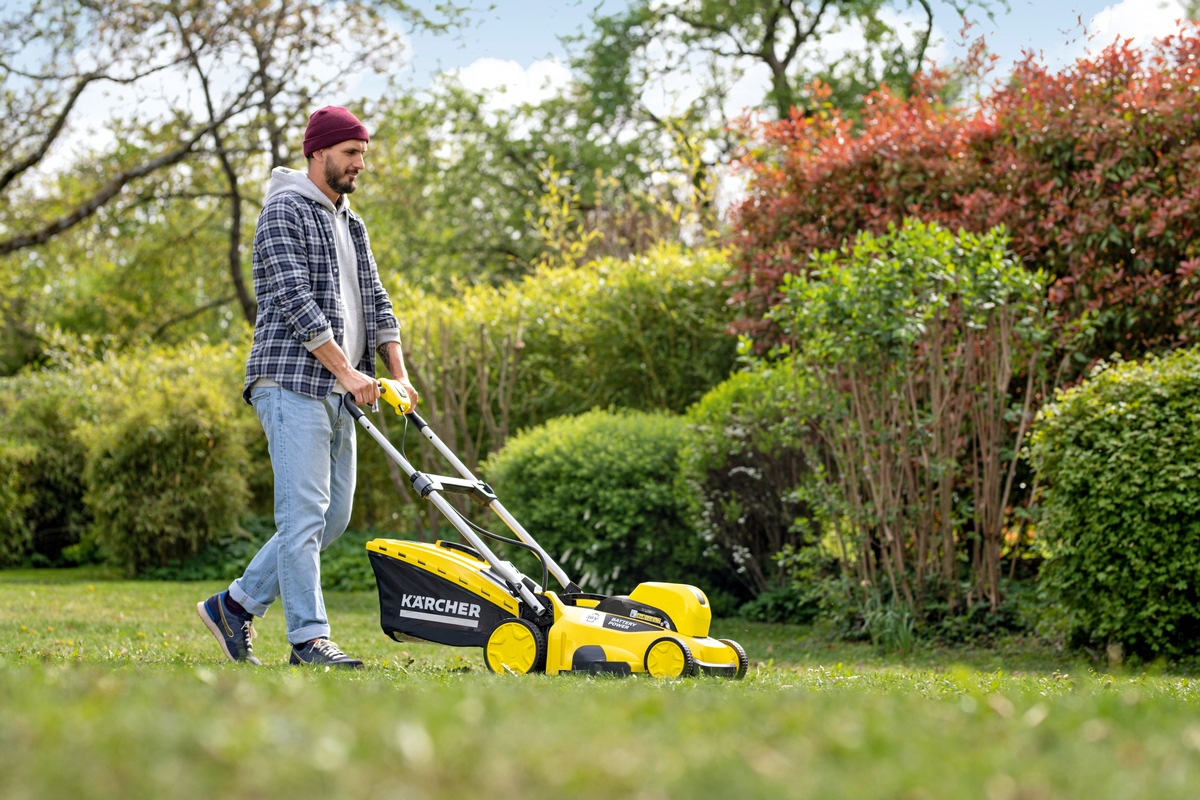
[719,638,749,680]
[485,618,546,675]
[644,636,696,679]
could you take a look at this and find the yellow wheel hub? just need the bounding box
[644,637,694,678]
[485,619,544,674]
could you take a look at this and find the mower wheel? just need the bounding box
[719,638,749,680]
[643,636,696,679]
[485,618,546,675]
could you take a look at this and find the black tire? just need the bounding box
[719,638,749,680]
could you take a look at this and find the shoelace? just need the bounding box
[309,639,348,660]
[240,620,257,652]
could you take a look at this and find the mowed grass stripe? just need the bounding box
[3,573,1200,799]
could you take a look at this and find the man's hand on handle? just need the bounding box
[311,339,381,405]
[311,338,418,409]
[393,376,419,408]
[343,369,381,406]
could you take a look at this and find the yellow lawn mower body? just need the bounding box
[347,379,747,680]
[366,536,747,678]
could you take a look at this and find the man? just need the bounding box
[197,106,419,668]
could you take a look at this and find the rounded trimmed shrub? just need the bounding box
[482,409,730,605]
[72,343,259,575]
[1029,347,1200,659]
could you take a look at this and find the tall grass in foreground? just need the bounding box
[3,572,1200,799]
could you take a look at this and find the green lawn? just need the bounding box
[3,570,1200,799]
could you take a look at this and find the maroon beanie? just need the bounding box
[303,106,370,157]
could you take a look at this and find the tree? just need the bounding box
[577,0,1005,122]
[361,78,712,293]
[0,0,464,372]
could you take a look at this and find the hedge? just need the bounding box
[70,343,260,575]
[0,368,95,565]
[1029,346,1200,659]
[481,408,734,610]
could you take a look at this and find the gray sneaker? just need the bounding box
[290,638,364,669]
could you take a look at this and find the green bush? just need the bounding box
[0,368,94,565]
[482,409,732,608]
[503,244,738,422]
[768,220,1048,616]
[0,439,36,565]
[357,243,739,541]
[1028,347,1200,659]
[678,367,825,604]
[73,343,258,575]
[392,243,737,457]
[736,544,851,627]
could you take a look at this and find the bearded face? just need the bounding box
[323,151,360,196]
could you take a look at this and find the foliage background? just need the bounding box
[731,31,1200,367]
[4,2,1200,658]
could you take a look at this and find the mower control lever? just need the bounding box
[378,378,413,414]
[340,378,413,419]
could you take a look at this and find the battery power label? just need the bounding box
[578,609,659,633]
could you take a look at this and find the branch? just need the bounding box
[171,6,256,324]
[0,72,96,192]
[0,55,195,192]
[0,97,250,256]
[151,295,236,340]
[783,0,833,70]
[665,9,760,60]
[910,0,935,74]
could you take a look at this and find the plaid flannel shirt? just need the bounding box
[242,191,400,403]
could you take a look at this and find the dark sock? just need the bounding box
[223,593,249,617]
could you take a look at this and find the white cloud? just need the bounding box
[447,57,573,112]
[1087,0,1189,50]
[1033,0,1191,67]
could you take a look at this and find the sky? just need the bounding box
[26,0,1196,175]
[385,0,1195,110]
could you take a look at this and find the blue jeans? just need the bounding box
[230,386,357,645]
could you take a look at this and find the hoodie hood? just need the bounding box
[264,167,341,213]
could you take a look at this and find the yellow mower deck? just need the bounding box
[537,590,747,678]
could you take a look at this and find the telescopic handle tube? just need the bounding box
[344,397,547,616]
[406,415,576,592]
[344,383,577,592]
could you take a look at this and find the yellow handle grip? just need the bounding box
[378,378,413,415]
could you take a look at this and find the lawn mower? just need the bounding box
[343,379,748,679]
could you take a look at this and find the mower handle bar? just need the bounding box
[341,379,577,602]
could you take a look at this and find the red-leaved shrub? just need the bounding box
[732,24,1200,363]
